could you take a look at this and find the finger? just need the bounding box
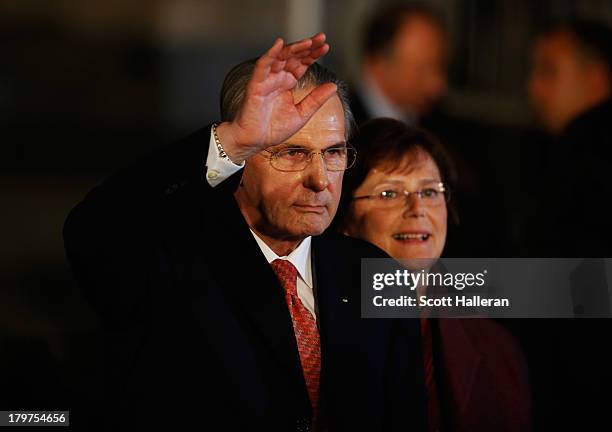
[290,32,324,52]
[289,43,329,68]
[281,39,312,60]
[288,36,315,52]
[295,83,338,120]
[302,43,330,64]
[291,50,316,59]
[284,44,329,79]
[251,38,284,83]
[308,32,326,46]
[270,59,287,74]
[285,32,325,58]
[306,32,326,51]
[292,32,322,48]
[285,57,305,75]
[287,44,329,67]
[311,32,326,41]
[286,59,313,81]
[258,37,284,67]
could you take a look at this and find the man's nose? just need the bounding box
[304,153,330,191]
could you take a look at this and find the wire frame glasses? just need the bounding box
[353,182,450,208]
[264,144,357,172]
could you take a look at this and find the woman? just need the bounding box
[337,118,530,432]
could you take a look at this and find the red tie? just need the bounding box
[271,259,321,417]
[420,317,442,431]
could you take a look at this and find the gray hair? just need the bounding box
[220,58,355,140]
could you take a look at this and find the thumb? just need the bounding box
[295,83,338,120]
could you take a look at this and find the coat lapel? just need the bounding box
[311,234,354,347]
[191,186,308,400]
[310,234,359,426]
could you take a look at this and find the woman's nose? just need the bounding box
[402,192,425,218]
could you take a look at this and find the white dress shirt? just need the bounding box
[250,231,316,320]
[205,128,317,320]
[205,129,245,187]
[359,71,417,126]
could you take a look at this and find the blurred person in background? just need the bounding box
[526,19,612,256]
[350,2,510,257]
[505,19,612,431]
[529,20,612,136]
[336,118,531,432]
[350,3,448,127]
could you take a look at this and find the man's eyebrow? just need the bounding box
[269,143,308,152]
[323,142,347,150]
[270,142,347,152]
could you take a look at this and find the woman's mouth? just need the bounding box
[392,232,431,242]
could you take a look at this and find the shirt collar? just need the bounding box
[249,229,312,288]
[360,71,417,125]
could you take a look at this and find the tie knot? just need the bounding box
[271,259,298,297]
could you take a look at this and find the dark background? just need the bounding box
[2,0,612,423]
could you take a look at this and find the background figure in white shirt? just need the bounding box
[350,2,448,126]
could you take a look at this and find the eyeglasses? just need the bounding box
[352,182,449,208]
[263,144,357,172]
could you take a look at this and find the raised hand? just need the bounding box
[216,33,337,164]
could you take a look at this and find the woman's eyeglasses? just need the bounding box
[352,182,449,208]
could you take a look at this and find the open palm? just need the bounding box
[218,33,337,163]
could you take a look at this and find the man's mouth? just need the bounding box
[392,232,431,242]
[294,204,326,213]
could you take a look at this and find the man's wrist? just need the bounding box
[205,127,244,187]
[215,122,249,165]
[212,122,236,164]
